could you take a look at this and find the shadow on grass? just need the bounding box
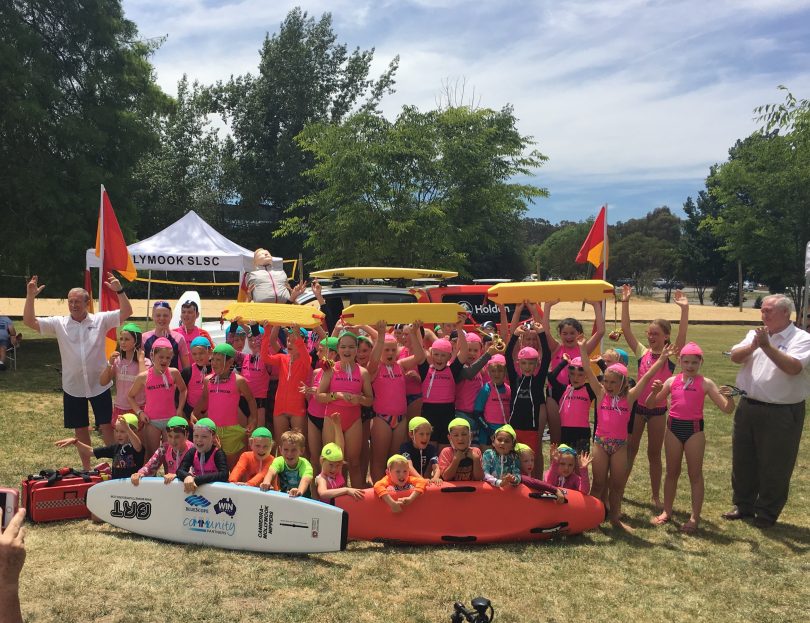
[751,521,810,555]
[84,523,354,567]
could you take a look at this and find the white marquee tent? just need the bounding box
[85,210,254,274]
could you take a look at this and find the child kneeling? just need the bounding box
[373,454,427,513]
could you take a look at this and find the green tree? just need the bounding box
[706,122,810,309]
[291,105,547,276]
[532,222,593,280]
[211,8,398,260]
[0,0,169,292]
[132,76,233,234]
[679,192,728,304]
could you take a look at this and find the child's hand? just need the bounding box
[136,348,145,364]
[130,473,141,486]
[260,319,270,328]
[328,412,341,428]
[674,290,689,309]
[347,488,365,500]
[375,319,387,334]
[189,414,198,425]
[501,474,516,487]
[183,476,196,494]
[109,352,120,366]
[549,443,560,463]
[660,343,676,359]
[621,284,632,303]
[389,501,403,513]
[486,343,500,356]
[55,437,77,448]
[163,473,176,485]
[429,476,444,486]
[576,335,587,349]
[555,489,566,504]
[289,488,302,498]
[649,379,663,395]
[259,480,272,492]
[579,452,592,469]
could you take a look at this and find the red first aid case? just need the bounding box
[22,467,107,523]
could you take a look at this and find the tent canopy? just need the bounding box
[86,211,254,273]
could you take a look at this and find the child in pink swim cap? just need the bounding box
[645,341,735,534]
[577,335,674,532]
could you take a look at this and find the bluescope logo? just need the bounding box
[184,495,211,513]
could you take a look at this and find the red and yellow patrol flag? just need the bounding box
[575,205,607,279]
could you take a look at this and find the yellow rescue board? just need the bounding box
[310,267,458,280]
[341,303,465,325]
[486,280,615,304]
[220,302,325,329]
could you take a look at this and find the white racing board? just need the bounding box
[86,478,348,554]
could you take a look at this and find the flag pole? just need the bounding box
[98,185,105,311]
[601,203,608,351]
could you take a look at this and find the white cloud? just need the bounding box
[123,0,810,217]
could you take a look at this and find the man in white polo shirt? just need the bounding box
[23,273,132,467]
[725,294,810,528]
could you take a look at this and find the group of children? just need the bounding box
[56,287,736,534]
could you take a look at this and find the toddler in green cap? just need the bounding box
[56,413,144,480]
[438,418,483,481]
[315,414,365,503]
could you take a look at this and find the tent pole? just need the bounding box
[145,270,152,328]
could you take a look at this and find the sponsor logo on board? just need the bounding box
[311,518,319,539]
[183,517,236,536]
[214,497,236,517]
[184,495,211,508]
[257,505,274,539]
[110,500,151,520]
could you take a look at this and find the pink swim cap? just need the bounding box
[518,346,539,360]
[607,363,628,377]
[152,337,173,350]
[466,333,482,343]
[383,333,398,343]
[569,357,583,367]
[431,339,453,353]
[680,342,703,358]
[488,354,506,366]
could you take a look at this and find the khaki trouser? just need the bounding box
[731,397,805,521]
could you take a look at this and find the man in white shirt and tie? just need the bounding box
[725,295,810,527]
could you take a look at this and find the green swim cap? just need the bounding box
[321,442,344,462]
[495,424,516,440]
[120,323,142,334]
[448,417,470,432]
[321,337,339,351]
[514,442,534,455]
[166,416,189,429]
[121,413,139,430]
[212,343,236,358]
[251,427,273,439]
[408,416,431,432]
[387,454,408,467]
[357,335,373,346]
[194,417,217,431]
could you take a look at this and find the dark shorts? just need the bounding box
[560,425,591,453]
[668,418,704,445]
[422,402,456,443]
[406,393,422,406]
[63,389,113,429]
[361,406,375,423]
[239,396,268,414]
[635,403,667,420]
[308,414,324,431]
[0,338,11,349]
[546,386,564,403]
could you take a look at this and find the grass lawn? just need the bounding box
[1,323,807,622]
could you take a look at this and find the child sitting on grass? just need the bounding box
[56,413,144,480]
[399,416,441,483]
[373,454,427,513]
[544,444,592,495]
[229,427,276,488]
[176,418,229,494]
[315,414,365,503]
[259,429,313,498]
[131,416,194,485]
[438,418,483,481]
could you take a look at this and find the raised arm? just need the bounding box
[542,300,560,352]
[366,320,387,376]
[584,301,605,353]
[672,290,690,351]
[628,344,674,405]
[23,276,45,332]
[577,335,605,402]
[508,301,527,338]
[103,273,132,322]
[705,378,736,414]
[620,284,641,354]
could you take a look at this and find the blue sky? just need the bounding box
[123,0,810,223]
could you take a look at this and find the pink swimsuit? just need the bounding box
[559,384,592,429]
[372,362,407,416]
[114,355,149,410]
[455,371,487,412]
[144,367,176,422]
[308,368,327,419]
[206,372,241,427]
[482,382,511,425]
[186,364,207,408]
[669,374,704,421]
[241,354,272,399]
[399,346,422,396]
[636,350,674,410]
[422,366,455,404]
[548,344,580,386]
[328,362,363,431]
[595,393,631,440]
